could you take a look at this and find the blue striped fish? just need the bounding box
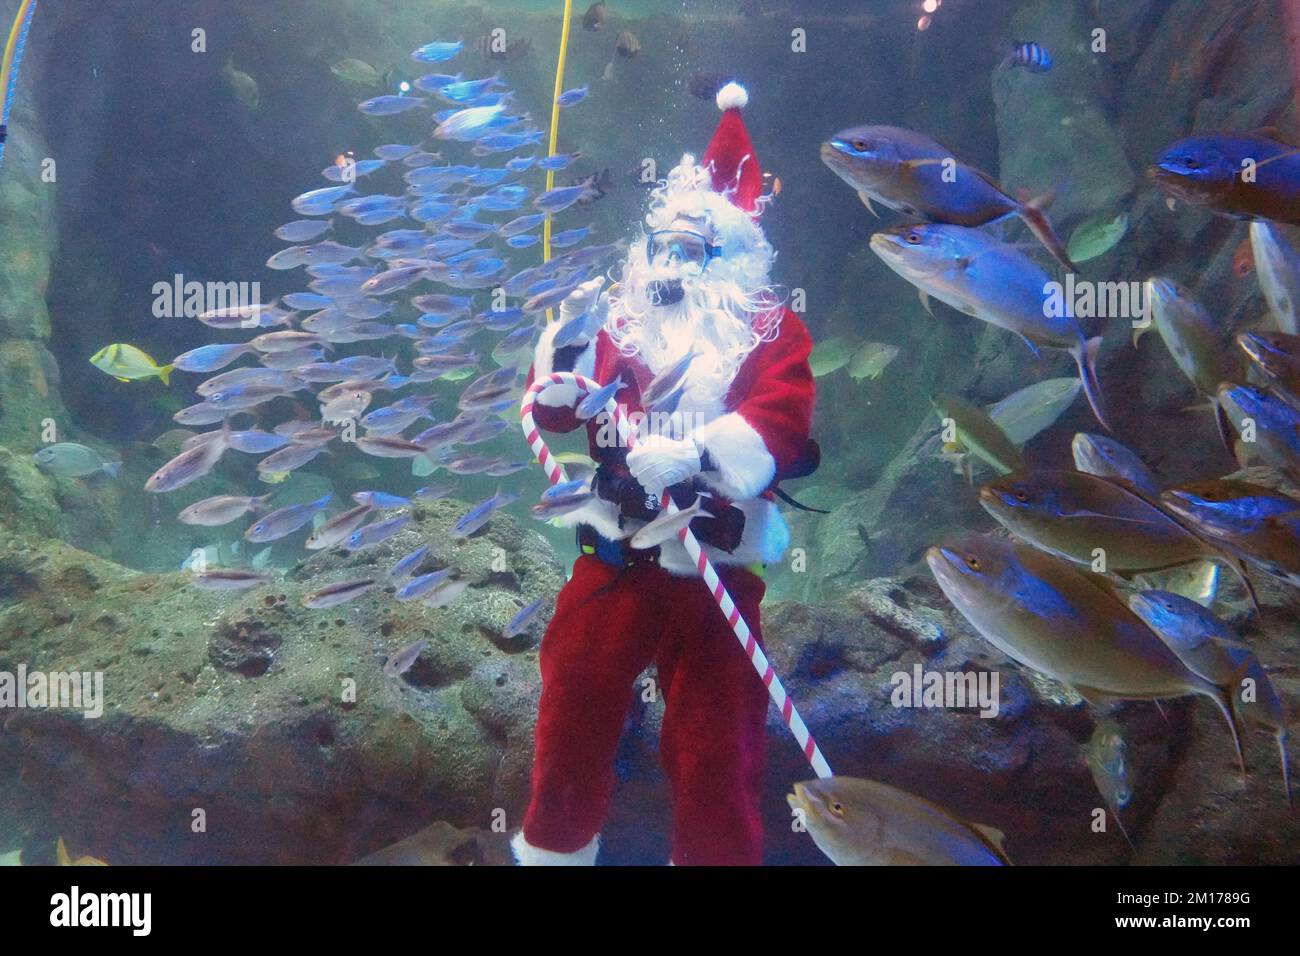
[1008,41,1052,73]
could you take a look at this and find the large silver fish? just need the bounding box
[871,224,1109,429]
[821,124,1075,271]
[926,535,1243,760]
[788,776,1010,866]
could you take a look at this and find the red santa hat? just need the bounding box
[702,82,763,214]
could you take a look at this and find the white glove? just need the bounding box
[627,435,702,496]
[556,277,609,349]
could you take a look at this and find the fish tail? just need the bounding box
[157,363,174,386]
[1018,197,1077,272]
[1279,730,1292,806]
[1070,335,1112,431]
[1206,683,1248,781]
[1224,558,1264,621]
[102,461,123,478]
[1212,397,1235,454]
[1111,808,1135,850]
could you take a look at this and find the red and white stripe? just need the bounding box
[521,372,833,779]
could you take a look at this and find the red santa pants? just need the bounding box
[521,554,771,865]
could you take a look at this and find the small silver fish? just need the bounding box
[629,496,712,550]
[345,515,411,551]
[302,578,376,609]
[389,544,431,579]
[305,504,374,550]
[191,569,273,591]
[504,597,546,638]
[422,577,474,609]
[383,638,429,676]
[641,349,698,410]
[244,494,332,543]
[145,424,230,493]
[575,375,624,419]
[178,494,274,527]
[396,568,455,602]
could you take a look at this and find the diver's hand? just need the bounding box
[557,277,609,348]
[626,435,702,496]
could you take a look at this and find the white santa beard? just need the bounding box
[609,259,775,408]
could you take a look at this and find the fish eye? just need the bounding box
[851,139,871,153]
[1014,489,1030,503]
[966,556,981,571]
[829,801,845,817]
[905,231,923,244]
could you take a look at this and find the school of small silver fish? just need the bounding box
[142,36,619,638]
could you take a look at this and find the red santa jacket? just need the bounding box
[524,307,815,575]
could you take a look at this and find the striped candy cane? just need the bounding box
[521,371,833,779]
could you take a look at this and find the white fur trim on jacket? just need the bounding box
[532,321,597,408]
[555,494,789,577]
[511,832,599,866]
[691,412,776,500]
[716,81,749,111]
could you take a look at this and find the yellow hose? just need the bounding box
[0,0,36,115]
[543,0,574,321]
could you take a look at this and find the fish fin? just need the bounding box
[857,191,879,218]
[1131,322,1151,347]
[158,364,174,386]
[897,158,949,171]
[1016,332,1042,358]
[1225,558,1264,621]
[1204,684,1248,781]
[1072,684,1114,708]
[55,837,71,866]
[917,289,934,316]
[114,377,131,383]
[1278,730,1292,806]
[1247,145,1300,171]
[963,455,973,486]
[883,849,929,866]
[1251,126,1288,142]
[1213,399,1235,454]
[1018,195,1078,272]
[1231,439,1255,470]
[1110,809,1136,849]
[1153,699,1169,723]
[1069,335,1111,431]
[970,824,1007,854]
[102,461,123,478]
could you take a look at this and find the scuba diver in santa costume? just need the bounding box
[515,82,817,866]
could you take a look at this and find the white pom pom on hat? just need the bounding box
[704,81,762,213]
[715,81,749,111]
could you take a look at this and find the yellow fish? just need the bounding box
[56,837,108,866]
[90,344,173,385]
[552,451,594,467]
